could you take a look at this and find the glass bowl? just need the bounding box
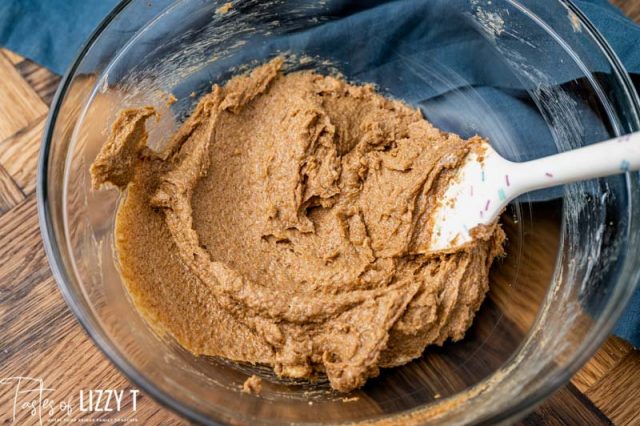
[38,0,640,424]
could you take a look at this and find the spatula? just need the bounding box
[429,132,640,252]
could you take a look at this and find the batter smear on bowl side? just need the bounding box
[90,57,505,393]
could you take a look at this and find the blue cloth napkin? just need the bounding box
[1,0,639,346]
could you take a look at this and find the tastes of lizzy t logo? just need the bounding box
[0,376,139,424]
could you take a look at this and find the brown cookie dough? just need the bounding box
[242,375,263,395]
[91,57,504,393]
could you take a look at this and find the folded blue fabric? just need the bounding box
[1,0,639,346]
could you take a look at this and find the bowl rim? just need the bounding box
[36,0,640,424]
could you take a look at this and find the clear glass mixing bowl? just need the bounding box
[38,0,640,424]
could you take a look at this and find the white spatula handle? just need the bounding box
[510,132,640,194]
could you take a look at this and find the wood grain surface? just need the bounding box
[1,1,640,425]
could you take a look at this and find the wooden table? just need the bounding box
[1,1,640,424]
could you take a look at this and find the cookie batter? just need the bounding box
[91,58,504,393]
